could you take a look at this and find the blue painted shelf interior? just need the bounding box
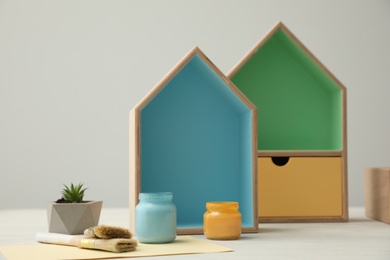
[140,54,254,229]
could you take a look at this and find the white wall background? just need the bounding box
[0,0,389,209]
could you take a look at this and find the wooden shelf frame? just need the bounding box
[130,47,258,234]
[228,21,348,222]
[258,150,343,157]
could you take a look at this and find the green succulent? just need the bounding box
[61,183,87,203]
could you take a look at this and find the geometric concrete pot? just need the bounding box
[47,201,103,235]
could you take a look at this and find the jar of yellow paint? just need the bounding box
[203,202,241,240]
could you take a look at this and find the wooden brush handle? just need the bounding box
[36,233,137,253]
[36,233,82,247]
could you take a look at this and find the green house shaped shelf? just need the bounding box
[130,47,258,234]
[228,22,348,222]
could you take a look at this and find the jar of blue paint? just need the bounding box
[135,192,176,243]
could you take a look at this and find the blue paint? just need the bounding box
[140,54,254,229]
[135,192,176,243]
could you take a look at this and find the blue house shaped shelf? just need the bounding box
[130,47,258,234]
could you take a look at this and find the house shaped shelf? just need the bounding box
[228,22,348,222]
[130,47,258,234]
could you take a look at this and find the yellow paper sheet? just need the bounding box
[0,236,232,260]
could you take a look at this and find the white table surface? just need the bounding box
[0,207,389,260]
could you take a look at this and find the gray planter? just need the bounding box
[47,201,103,235]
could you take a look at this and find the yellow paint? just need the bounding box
[203,202,241,240]
[258,157,343,217]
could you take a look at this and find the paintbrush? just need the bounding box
[36,233,137,253]
[84,225,132,239]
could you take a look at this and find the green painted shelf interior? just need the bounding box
[140,54,255,230]
[231,28,342,151]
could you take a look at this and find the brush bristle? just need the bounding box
[93,225,132,239]
[80,238,138,253]
[111,238,138,253]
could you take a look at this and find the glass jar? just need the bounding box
[135,192,176,243]
[203,201,241,240]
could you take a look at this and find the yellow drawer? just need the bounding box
[258,157,343,217]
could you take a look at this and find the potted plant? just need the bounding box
[47,183,103,235]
